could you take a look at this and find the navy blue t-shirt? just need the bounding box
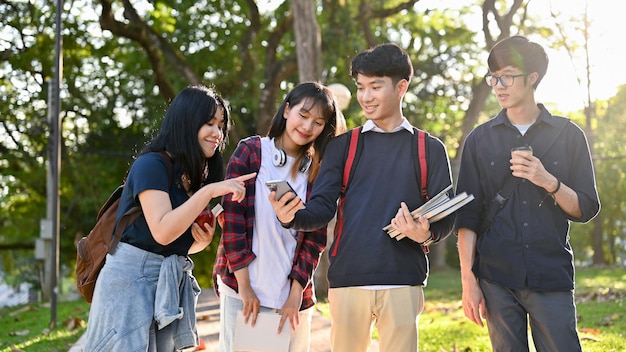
[117,152,194,256]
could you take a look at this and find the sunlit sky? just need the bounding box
[102,1,625,114]
[529,0,626,112]
[416,0,626,112]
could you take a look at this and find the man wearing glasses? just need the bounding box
[455,36,600,351]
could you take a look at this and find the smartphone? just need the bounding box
[266,179,297,201]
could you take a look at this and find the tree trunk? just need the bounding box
[292,0,322,82]
[591,217,606,265]
[291,0,328,297]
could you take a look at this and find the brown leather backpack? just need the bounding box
[75,152,171,303]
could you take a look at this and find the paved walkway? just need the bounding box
[69,288,379,352]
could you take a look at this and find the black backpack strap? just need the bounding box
[478,117,571,234]
[478,174,519,235]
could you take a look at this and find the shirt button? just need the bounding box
[525,244,529,249]
[523,223,528,227]
[522,200,527,205]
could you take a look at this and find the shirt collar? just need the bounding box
[491,104,558,129]
[362,118,415,134]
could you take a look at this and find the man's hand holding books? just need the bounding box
[385,185,474,241]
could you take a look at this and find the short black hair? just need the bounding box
[350,43,414,85]
[488,36,549,89]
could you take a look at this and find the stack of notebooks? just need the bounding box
[384,185,474,241]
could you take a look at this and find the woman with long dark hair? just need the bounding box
[84,85,255,351]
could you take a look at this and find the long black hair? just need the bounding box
[142,85,231,191]
[267,82,338,181]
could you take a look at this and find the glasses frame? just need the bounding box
[485,73,527,88]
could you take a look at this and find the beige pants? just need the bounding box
[328,286,425,352]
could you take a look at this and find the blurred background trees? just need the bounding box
[1,0,622,297]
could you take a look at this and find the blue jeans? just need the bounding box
[480,279,582,352]
[84,243,186,352]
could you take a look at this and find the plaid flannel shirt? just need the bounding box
[213,136,327,310]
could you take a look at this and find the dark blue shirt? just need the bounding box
[291,128,455,288]
[456,105,600,292]
[117,152,194,256]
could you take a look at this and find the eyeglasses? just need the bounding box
[485,73,527,87]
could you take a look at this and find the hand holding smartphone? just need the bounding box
[266,180,297,202]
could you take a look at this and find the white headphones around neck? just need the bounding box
[272,147,312,173]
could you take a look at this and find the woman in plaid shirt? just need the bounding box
[213,82,340,352]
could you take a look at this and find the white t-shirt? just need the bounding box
[514,123,532,135]
[220,137,309,309]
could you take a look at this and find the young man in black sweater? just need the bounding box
[270,43,454,352]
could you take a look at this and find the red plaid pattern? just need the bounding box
[213,136,327,310]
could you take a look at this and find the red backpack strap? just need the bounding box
[332,127,361,256]
[417,130,428,200]
[342,128,361,194]
[416,129,433,253]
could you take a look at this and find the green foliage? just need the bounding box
[1,0,491,292]
[589,86,626,265]
[564,85,626,266]
[1,0,624,295]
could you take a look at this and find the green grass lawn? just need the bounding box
[0,299,90,352]
[317,266,626,352]
[1,266,624,351]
